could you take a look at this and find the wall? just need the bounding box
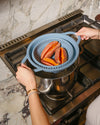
[0,0,100,44]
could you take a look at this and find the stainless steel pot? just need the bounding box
[34,58,79,100]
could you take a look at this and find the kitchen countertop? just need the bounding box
[0,0,100,124]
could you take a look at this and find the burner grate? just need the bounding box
[40,93,72,115]
[4,45,27,72]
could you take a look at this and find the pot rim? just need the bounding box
[35,58,79,80]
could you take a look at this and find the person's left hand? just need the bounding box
[16,64,37,91]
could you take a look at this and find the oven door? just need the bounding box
[53,108,83,125]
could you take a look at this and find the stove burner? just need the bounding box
[40,93,71,115]
[82,50,100,69]
[80,39,100,69]
[45,90,73,101]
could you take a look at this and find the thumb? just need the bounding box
[21,63,31,70]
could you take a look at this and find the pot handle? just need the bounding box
[62,31,81,45]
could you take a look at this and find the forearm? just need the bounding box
[28,93,50,125]
[87,29,100,39]
[94,29,100,39]
[16,65,50,125]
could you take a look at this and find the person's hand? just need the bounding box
[76,27,99,40]
[16,64,37,91]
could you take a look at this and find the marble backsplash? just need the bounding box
[0,0,100,45]
[0,0,100,125]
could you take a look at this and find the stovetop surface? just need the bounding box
[0,10,100,124]
[39,52,100,115]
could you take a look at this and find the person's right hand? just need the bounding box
[76,27,99,40]
[16,64,37,91]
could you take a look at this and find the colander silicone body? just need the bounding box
[31,38,74,67]
[21,32,81,73]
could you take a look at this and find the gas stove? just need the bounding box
[0,9,100,125]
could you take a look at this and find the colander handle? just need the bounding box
[21,56,43,72]
[21,56,27,64]
[62,31,81,45]
[34,68,43,72]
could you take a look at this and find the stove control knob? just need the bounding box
[95,14,100,22]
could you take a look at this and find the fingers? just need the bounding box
[76,27,86,36]
[21,63,31,70]
[76,27,97,40]
[75,32,82,36]
[76,32,90,40]
[81,36,89,40]
[85,36,89,40]
[16,64,34,78]
[16,65,23,81]
[76,34,90,40]
[76,27,90,40]
[16,66,21,78]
